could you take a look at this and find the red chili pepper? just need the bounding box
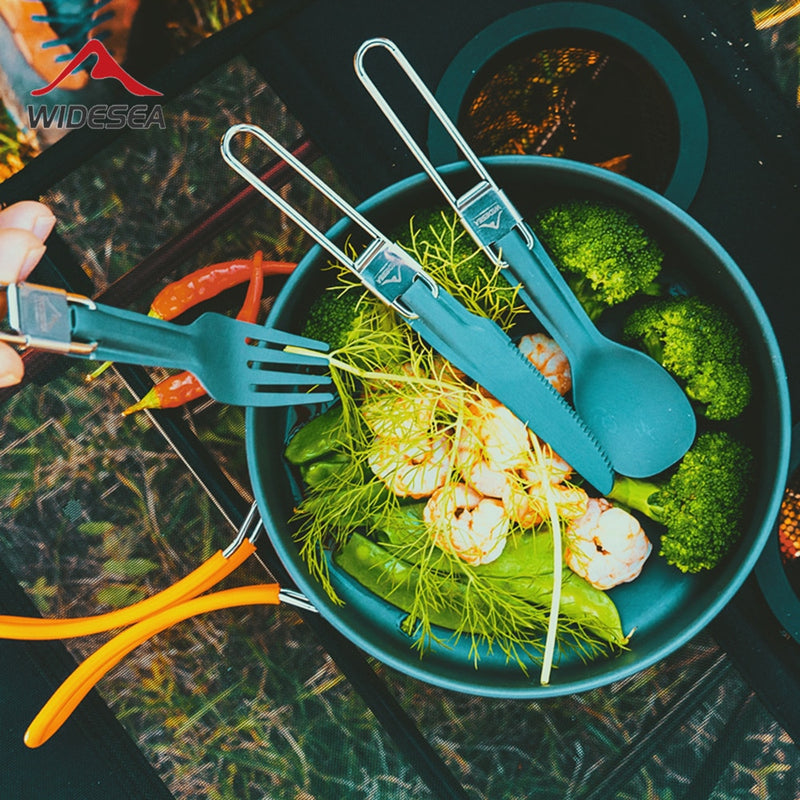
[122,371,204,416]
[88,253,294,384]
[123,252,267,416]
[149,256,295,320]
[235,250,264,324]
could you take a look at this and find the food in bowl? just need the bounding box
[245,156,788,697]
[282,198,754,679]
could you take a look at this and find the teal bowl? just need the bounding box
[247,156,790,697]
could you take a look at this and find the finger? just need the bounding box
[0,228,47,284]
[0,344,24,387]
[0,201,56,241]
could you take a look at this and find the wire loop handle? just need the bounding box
[220,123,438,318]
[354,37,535,258]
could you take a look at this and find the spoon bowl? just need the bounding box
[571,337,697,477]
[499,230,697,477]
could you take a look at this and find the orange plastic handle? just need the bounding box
[25,583,281,748]
[0,540,256,640]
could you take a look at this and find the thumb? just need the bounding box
[0,228,47,284]
[0,345,24,387]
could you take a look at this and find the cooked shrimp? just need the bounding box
[521,432,573,485]
[518,333,572,395]
[455,397,530,497]
[368,435,452,499]
[424,483,510,565]
[503,481,589,529]
[564,497,652,590]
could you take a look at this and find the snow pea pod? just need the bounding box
[300,453,352,489]
[285,404,345,465]
[334,532,465,631]
[335,532,627,646]
[494,572,627,646]
[377,503,557,579]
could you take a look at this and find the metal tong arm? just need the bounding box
[220,123,437,318]
[0,504,260,640]
[354,37,535,260]
[25,585,284,748]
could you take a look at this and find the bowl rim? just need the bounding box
[756,423,800,641]
[249,155,791,696]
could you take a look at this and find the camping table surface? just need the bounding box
[1,2,799,798]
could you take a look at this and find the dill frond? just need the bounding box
[397,209,530,332]
[286,211,620,673]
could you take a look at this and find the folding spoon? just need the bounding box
[354,37,697,478]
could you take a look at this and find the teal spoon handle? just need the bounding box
[495,228,601,361]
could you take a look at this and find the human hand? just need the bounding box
[0,201,56,387]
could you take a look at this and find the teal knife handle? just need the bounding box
[70,302,199,370]
[401,280,504,382]
[496,229,601,361]
[398,278,614,493]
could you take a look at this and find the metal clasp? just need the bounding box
[456,182,534,252]
[0,283,97,355]
[355,239,436,317]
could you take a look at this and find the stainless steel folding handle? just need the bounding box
[220,123,437,318]
[354,37,535,260]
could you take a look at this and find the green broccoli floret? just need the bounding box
[533,199,664,320]
[684,361,752,422]
[623,295,752,420]
[301,287,366,351]
[606,431,753,573]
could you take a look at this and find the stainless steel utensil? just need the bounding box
[221,123,615,493]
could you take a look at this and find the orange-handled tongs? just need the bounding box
[0,504,315,748]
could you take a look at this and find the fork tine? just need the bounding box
[248,367,333,386]
[247,389,336,407]
[250,326,330,352]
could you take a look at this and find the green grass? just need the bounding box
[0,104,39,180]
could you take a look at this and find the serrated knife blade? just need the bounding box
[399,279,614,494]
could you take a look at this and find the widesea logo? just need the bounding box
[27,40,165,132]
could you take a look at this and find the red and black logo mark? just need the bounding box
[32,40,162,97]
